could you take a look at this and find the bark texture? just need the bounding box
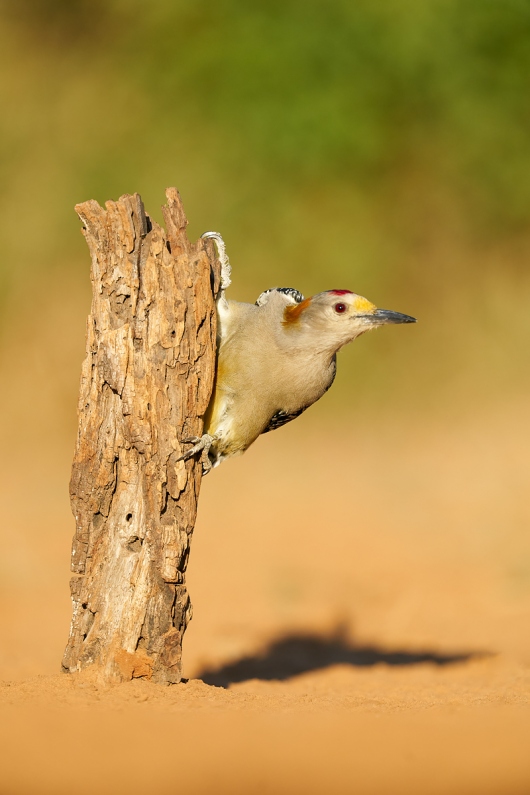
[62,188,220,684]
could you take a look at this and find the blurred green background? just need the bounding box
[0,0,529,445]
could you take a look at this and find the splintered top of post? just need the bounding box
[162,188,189,256]
[74,188,190,257]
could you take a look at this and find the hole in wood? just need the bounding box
[126,513,133,522]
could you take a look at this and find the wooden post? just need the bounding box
[62,188,220,685]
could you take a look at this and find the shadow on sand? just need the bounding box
[197,628,484,688]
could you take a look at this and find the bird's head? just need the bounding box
[283,289,416,353]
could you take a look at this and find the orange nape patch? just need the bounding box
[283,297,313,324]
[353,296,377,313]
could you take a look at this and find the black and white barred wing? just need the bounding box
[262,406,309,434]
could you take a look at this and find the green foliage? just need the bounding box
[2,0,530,231]
[125,0,530,212]
[0,0,529,399]
[3,2,530,202]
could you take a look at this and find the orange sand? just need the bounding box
[1,401,529,794]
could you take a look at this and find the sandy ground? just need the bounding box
[1,399,529,794]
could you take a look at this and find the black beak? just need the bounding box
[368,308,416,325]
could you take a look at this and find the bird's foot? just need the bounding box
[177,434,216,475]
[201,231,231,291]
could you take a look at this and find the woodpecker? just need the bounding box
[180,232,416,472]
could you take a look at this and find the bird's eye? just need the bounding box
[334,303,347,314]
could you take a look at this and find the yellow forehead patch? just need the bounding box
[353,295,376,313]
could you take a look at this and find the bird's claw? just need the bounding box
[177,433,216,475]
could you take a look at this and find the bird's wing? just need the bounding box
[255,287,304,307]
[261,406,309,434]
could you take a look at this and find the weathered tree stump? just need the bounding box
[62,188,220,684]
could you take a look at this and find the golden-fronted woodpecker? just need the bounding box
[180,232,416,472]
